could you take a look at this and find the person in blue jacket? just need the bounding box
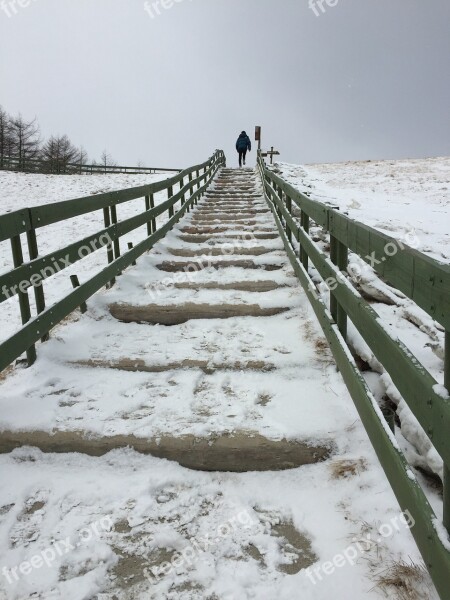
[236,131,251,167]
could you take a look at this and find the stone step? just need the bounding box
[191,213,267,225]
[74,357,275,374]
[191,213,262,221]
[206,188,259,191]
[197,208,269,215]
[172,280,288,292]
[199,201,265,206]
[177,233,279,242]
[195,207,262,212]
[213,183,256,187]
[180,225,276,234]
[206,192,260,197]
[167,246,276,257]
[156,259,283,272]
[199,206,265,212]
[109,301,290,325]
[0,429,331,472]
[190,219,263,227]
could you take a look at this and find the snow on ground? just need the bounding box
[0,171,173,343]
[277,156,450,262]
[0,168,441,599]
[0,446,436,600]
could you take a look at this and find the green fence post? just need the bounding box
[336,241,348,339]
[127,242,137,266]
[300,212,310,270]
[103,207,115,288]
[69,275,87,313]
[145,195,152,236]
[187,173,193,212]
[444,330,450,535]
[196,170,200,198]
[329,236,348,339]
[285,195,292,244]
[150,194,156,233]
[10,235,36,365]
[110,205,121,262]
[168,186,174,218]
[330,235,338,323]
[277,185,283,221]
[179,176,185,207]
[26,226,48,342]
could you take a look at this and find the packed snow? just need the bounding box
[277,156,450,262]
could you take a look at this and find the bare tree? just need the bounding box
[41,134,78,173]
[9,114,40,170]
[99,150,117,173]
[76,146,89,172]
[0,106,12,168]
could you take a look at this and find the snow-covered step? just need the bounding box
[109,301,290,325]
[180,224,277,234]
[170,280,289,292]
[156,258,285,272]
[166,246,278,257]
[191,213,265,221]
[176,232,279,242]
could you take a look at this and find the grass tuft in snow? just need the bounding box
[329,458,368,480]
[372,559,435,600]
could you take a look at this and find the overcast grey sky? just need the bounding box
[1,0,449,169]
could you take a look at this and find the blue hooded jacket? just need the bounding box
[236,132,251,152]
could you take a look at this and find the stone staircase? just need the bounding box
[110,169,291,325]
[0,168,351,473]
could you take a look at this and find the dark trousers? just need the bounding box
[238,150,247,167]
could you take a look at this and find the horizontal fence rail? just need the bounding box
[0,155,181,175]
[257,151,450,600]
[0,150,225,372]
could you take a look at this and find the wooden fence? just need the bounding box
[257,151,450,600]
[0,155,180,175]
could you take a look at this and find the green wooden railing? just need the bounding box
[0,150,225,372]
[257,151,450,599]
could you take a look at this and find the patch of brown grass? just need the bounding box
[330,458,368,479]
[372,560,435,600]
[0,364,14,383]
[314,338,329,352]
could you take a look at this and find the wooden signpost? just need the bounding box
[261,146,280,165]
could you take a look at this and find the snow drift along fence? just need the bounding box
[257,151,450,600]
[0,155,181,175]
[0,150,225,372]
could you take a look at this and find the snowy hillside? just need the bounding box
[277,156,450,262]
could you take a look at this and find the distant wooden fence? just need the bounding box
[0,156,181,175]
[257,150,450,600]
[0,150,225,371]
